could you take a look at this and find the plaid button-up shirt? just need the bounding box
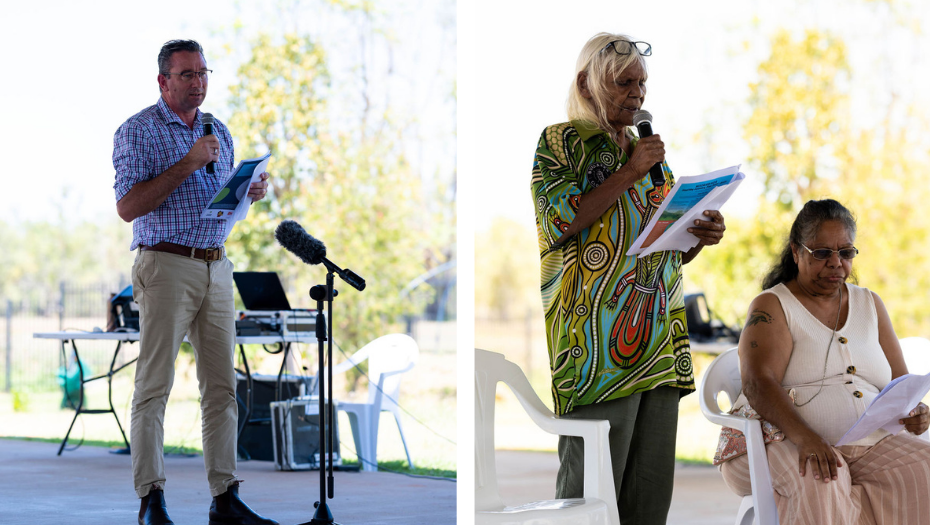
[113,97,236,250]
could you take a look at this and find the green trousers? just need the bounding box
[556,386,680,525]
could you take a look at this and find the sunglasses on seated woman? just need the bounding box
[799,243,859,260]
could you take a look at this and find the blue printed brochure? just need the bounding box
[626,165,745,258]
[200,152,271,240]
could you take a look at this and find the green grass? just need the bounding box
[0,436,456,479]
[1,435,203,456]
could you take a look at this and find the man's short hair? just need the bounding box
[157,39,204,75]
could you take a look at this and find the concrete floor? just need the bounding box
[0,439,455,525]
[495,450,744,525]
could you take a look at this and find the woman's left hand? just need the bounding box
[687,210,726,246]
[900,402,930,435]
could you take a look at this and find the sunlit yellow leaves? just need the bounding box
[745,29,852,206]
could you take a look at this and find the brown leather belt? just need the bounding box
[141,242,225,262]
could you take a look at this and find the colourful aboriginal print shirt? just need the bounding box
[532,120,694,416]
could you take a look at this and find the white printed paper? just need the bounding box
[627,165,745,258]
[200,152,272,241]
[836,372,930,446]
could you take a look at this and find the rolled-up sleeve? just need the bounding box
[113,121,155,202]
[531,127,582,251]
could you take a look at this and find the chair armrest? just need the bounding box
[503,374,620,524]
[702,405,780,524]
[378,361,416,377]
[704,411,758,433]
[744,417,780,524]
[542,416,619,525]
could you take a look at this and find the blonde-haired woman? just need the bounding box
[531,32,726,523]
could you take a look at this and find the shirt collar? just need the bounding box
[156,96,203,127]
[571,119,609,142]
[571,119,639,148]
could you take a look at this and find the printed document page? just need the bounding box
[836,372,930,446]
[627,165,745,258]
[200,152,271,241]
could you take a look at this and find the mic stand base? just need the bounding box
[299,501,340,525]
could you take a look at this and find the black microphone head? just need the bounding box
[632,109,652,127]
[275,220,326,265]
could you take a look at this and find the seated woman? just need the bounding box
[719,198,930,524]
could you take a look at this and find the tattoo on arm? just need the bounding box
[747,309,774,326]
[750,341,758,348]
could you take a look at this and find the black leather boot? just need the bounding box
[209,481,279,525]
[138,487,175,525]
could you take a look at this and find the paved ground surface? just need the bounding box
[496,450,744,525]
[0,439,455,525]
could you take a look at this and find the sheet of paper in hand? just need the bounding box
[626,164,745,258]
[200,152,271,219]
[200,152,271,241]
[836,372,930,446]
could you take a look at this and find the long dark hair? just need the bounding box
[761,199,857,290]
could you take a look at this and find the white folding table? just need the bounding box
[33,331,316,455]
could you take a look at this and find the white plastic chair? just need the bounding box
[900,337,930,375]
[699,347,778,525]
[701,339,930,525]
[309,334,418,472]
[475,349,620,525]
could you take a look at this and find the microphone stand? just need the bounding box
[302,271,339,525]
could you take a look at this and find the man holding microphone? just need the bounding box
[113,39,275,525]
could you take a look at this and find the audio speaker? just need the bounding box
[236,374,314,461]
[271,397,341,470]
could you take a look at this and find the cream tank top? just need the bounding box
[764,282,892,447]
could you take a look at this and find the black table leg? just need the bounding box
[57,338,137,455]
[57,339,85,456]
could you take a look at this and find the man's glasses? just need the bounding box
[164,69,212,82]
[799,243,859,260]
[602,40,652,57]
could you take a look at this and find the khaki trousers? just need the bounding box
[130,249,239,498]
[720,433,930,524]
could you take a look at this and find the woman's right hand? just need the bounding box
[628,134,665,178]
[796,431,844,483]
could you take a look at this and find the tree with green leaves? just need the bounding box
[689,27,930,336]
[224,33,439,364]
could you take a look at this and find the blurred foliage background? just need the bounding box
[2,0,456,357]
[0,0,457,472]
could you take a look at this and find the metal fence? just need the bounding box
[3,280,130,393]
[2,279,455,394]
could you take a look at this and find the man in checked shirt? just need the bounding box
[113,39,276,525]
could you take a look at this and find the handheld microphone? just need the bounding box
[203,112,215,175]
[632,109,665,187]
[274,220,366,291]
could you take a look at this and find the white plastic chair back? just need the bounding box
[475,349,620,525]
[317,333,419,471]
[335,333,419,411]
[900,337,930,375]
[900,337,930,443]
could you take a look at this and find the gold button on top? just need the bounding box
[853,391,863,398]
[847,365,856,374]
[838,337,848,344]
